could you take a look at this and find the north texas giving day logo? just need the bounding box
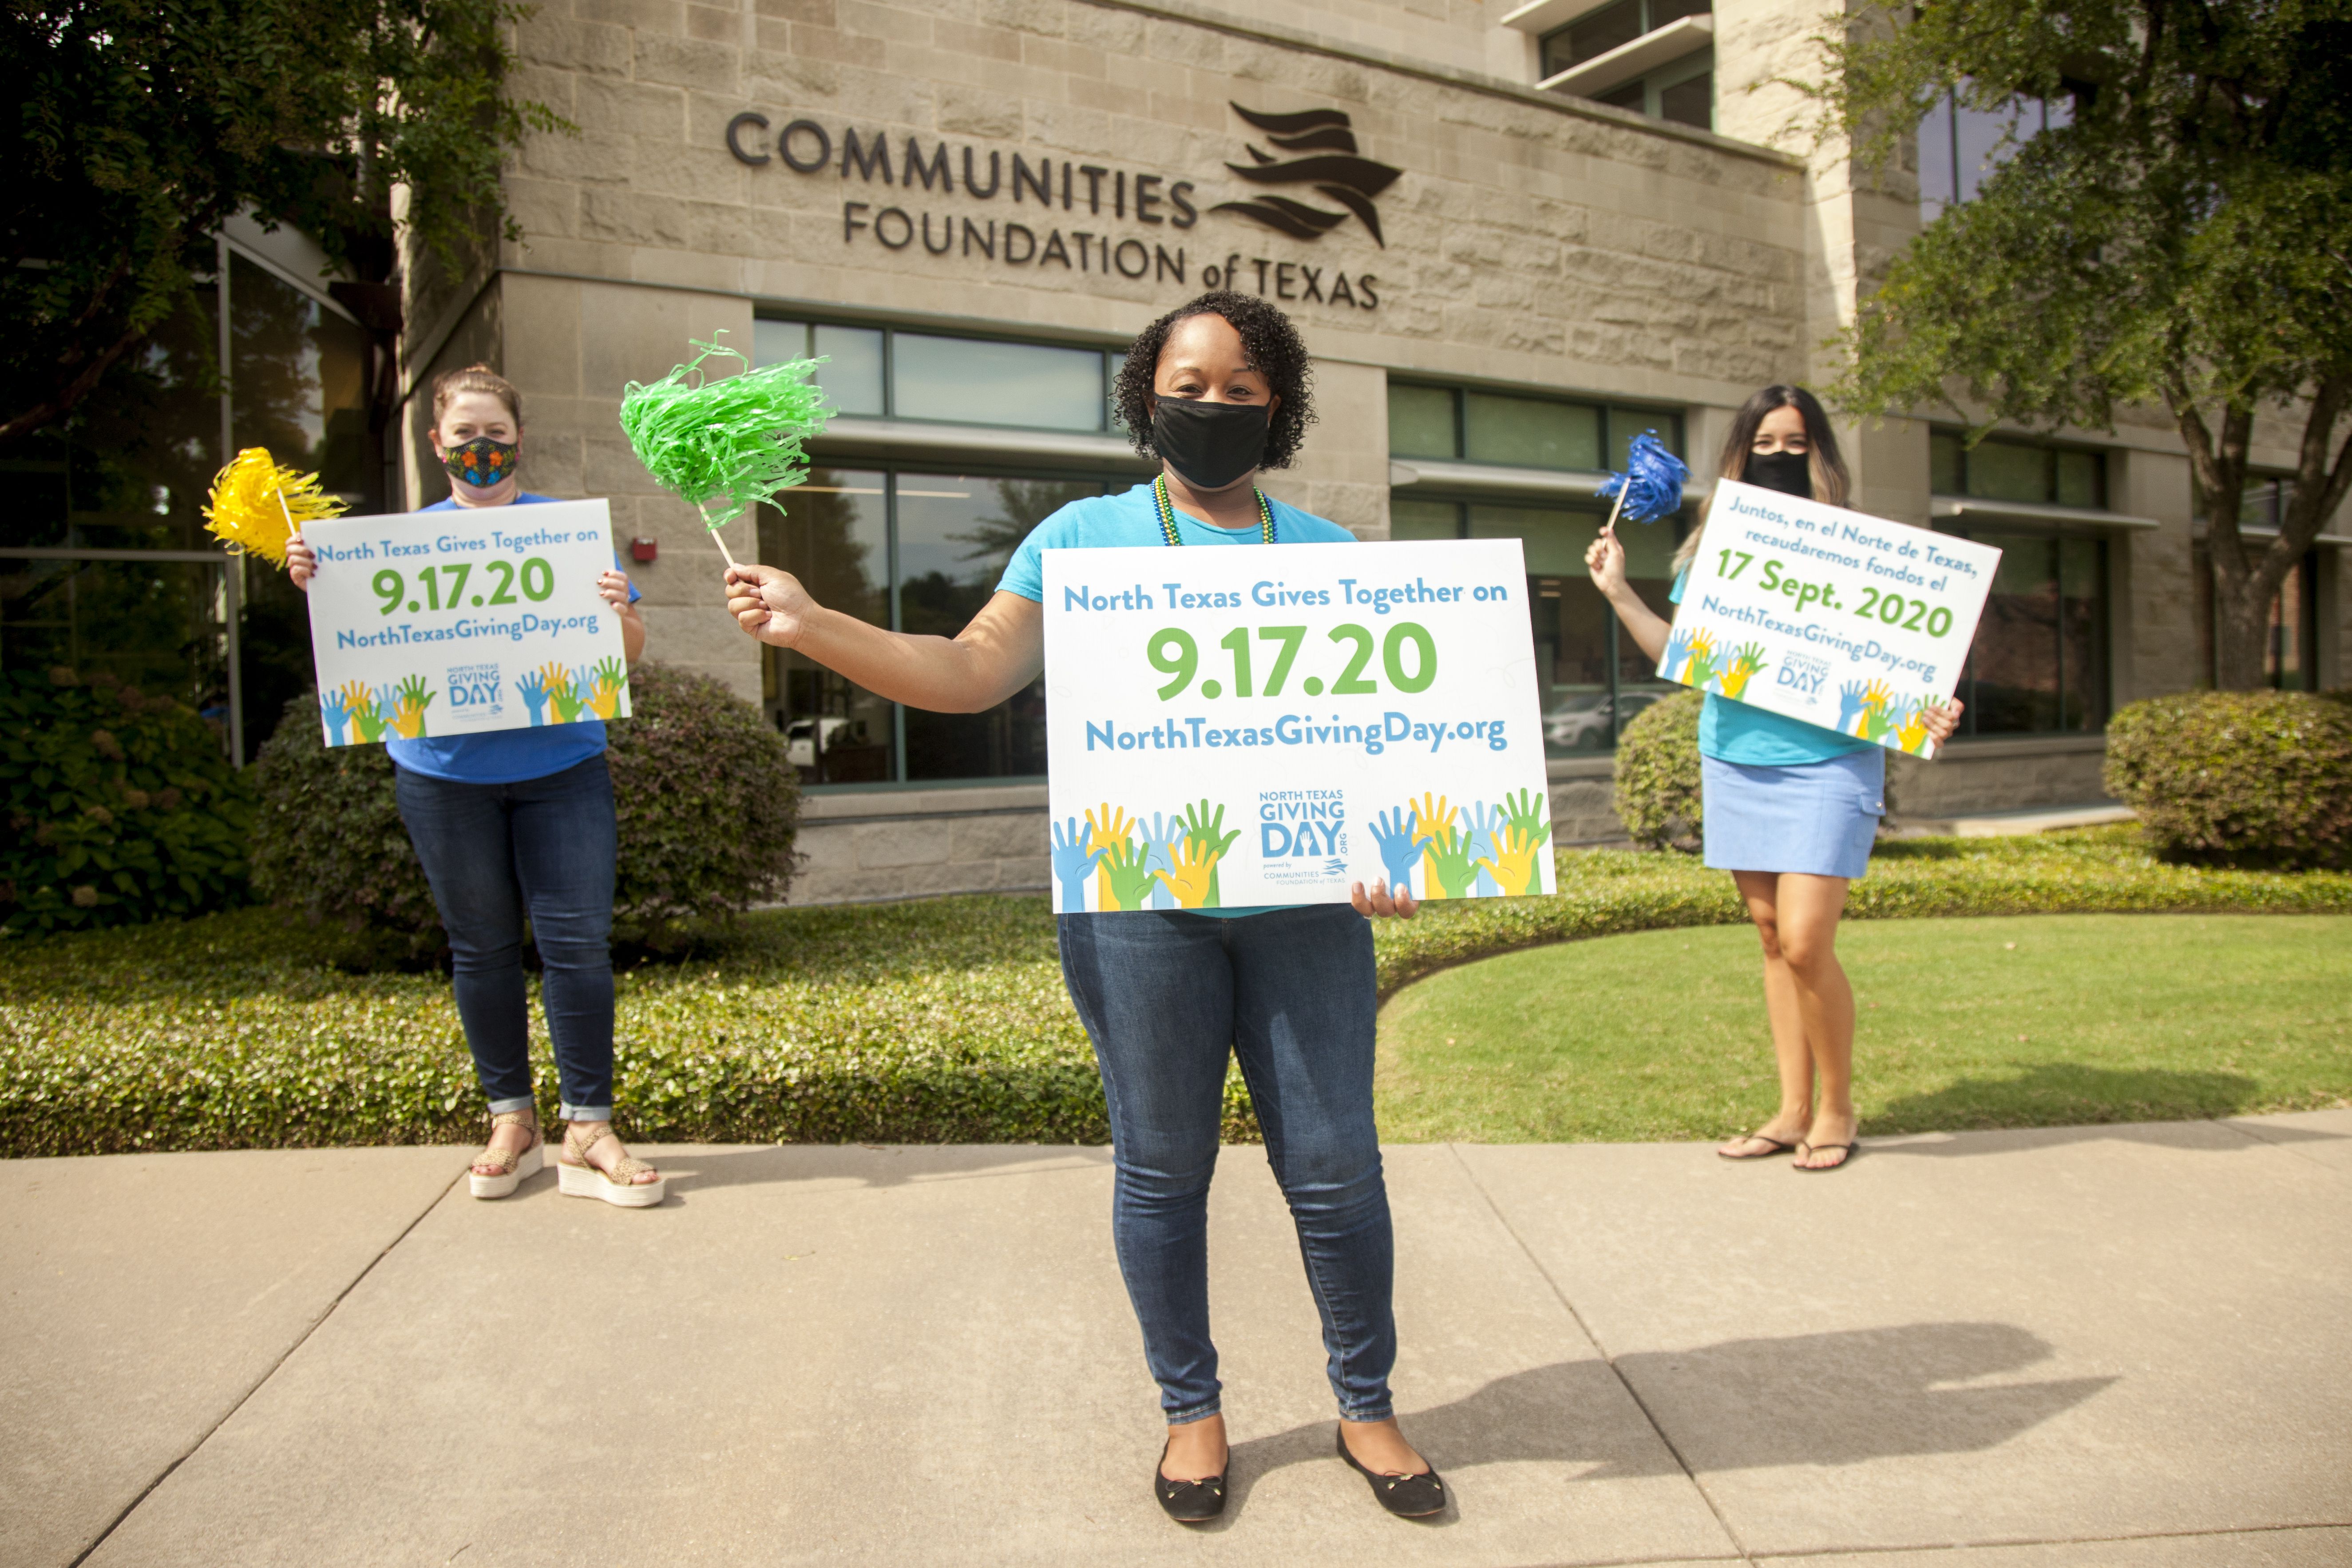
[724,102,1397,306]
[316,659,626,744]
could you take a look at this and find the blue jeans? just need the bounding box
[393,755,618,1121]
[1057,904,1396,1425]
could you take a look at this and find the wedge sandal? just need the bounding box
[468,1110,542,1200]
[558,1121,666,1208]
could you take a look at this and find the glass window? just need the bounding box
[1596,81,1647,112]
[1918,90,2065,223]
[1465,392,1601,471]
[759,467,893,784]
[1936,431,2105,508]
[1387,498,1461,541]
[894,334,1104,432]
[812,323,886,415]
[1559,0,1643,70]
[1608,406,1677,471]
[1930,431,1964,494]
[1658,71,1712,130]
[2267,553,2317,691]
[1387,385,1458,461]
[1953,530,2106,735]
[754,319,808,368]
[1967,441,2049,503]
[2054,450,2102,509]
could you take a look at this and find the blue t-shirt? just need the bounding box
[383,492,641,784]
[1668,567,1870,767]
[998,482,1357,917]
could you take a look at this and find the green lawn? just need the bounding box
[1375,913,2352,1143]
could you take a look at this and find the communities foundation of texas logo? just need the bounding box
[1212,103,1402,246]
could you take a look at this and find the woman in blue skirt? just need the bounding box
[1585,386,1961,1170]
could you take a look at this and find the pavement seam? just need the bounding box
[2218,1116,2352,1176]
[65,1164,465,1568]
[1445,1142,1759,1568]
[1745,1518,2352,1560]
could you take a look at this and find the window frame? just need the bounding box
[754,312,1126,437]
[1387,380,1686,475]
[1929,428,2108,511]
[1937,524,2110,738]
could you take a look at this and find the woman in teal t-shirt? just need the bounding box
[1585,385,1962,1171]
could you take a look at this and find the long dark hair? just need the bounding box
[1112,291,1316,469]
[1674,384,1849,570]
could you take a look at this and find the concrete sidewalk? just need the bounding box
[5,1115,2348,1568]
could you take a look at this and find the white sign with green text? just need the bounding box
[1041,539,1554,913]
[300,499,630,747]
[1664,479,2001,758]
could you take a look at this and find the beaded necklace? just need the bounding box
[1152,472,1275,546]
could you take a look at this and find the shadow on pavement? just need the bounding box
[649,1142,1112,1194]
[1213,1320,2112,1525]
[1862,1066,2338,1152]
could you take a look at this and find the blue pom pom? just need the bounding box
[1598,432,1689,524]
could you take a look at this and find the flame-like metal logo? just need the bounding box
[1211,103,1402,247]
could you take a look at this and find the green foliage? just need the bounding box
[1809,0,2352,688]
[6,827,2346,1156]
[1612,689,1703,851]
[2104,692,2352,870]
[249,663,802,950]
[0,667,255,935]
[1,0,572,443]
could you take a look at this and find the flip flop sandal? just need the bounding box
[468,1110,542,1199]
[558,1121,667,1208]
[1718,1132,1800,1160]
[1793,1140,1857,1172]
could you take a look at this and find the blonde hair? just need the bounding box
[431,363,523,428]
[1672,384,1849,572]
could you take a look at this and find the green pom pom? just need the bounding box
[618,331,831,531]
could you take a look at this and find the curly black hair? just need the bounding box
[1113,291,1317,470]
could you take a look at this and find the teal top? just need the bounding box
[999,481,1357,917]
[1669,567,1872,767]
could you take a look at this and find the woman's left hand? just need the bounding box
[1350,879,1419,920]
[597,569,633,610]
[1921,697,1965,746]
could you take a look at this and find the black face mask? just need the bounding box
[1151,397,1270,491]
[1744,448,1812,499]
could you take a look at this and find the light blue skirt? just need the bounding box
[1701,750,1885,880]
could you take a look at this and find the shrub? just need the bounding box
[1612,689,1703,850]
[249,662,802,953]
[0,667,256,934]
[2105,691,2352,870]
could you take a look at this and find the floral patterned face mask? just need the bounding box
[443,436,518,490]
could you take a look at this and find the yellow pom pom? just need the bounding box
[202,448,348,566]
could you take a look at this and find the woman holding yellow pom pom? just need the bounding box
[281,364,666,1208]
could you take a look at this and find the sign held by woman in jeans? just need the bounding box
[1663,480,2000,758]
[299,499,633,746]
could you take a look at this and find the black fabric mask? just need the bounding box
[1744,448,1812,499]
[1151,397,1270,490]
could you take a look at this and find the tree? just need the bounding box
[1,0,567,447]
[1808,0,2352,688]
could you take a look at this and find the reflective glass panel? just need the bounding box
[1966,531,2061,733]
[896,474,1102,779]
[2058,534,2106,724]
[1564,0,1643,67]
[1966,441,2049,503]
[1465,392,1601,471]
[1387,498,1460,542]
[2267,558,2310,690]
[230,256,372,504]
[2054,449,2102,509]
[1387,385,1457,461]
[753,320,809,367]
[1930,431,1964,494]
[0,556,227,712]
[812,324,886,416]
[1659,71,1712,130]
[759,467,893,783]
[893,334,1105,431]
[1608,407,1678,471]
[1470,503,1611,755]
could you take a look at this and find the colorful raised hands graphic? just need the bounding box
[1477,824,1548,896]
[389,673,436,739]
[1179,799,1239,908]
[1408,791,1456,899]
[1152,834,1224,909]
[1099,835,1160,911]
[1859,680,1897,743]
[1140,811,1186,910]
[1050,816,1109,911]
[1895,698,1931,754]
[1717,642,1769,700]
[318,687,353,746]
[517,667,551,727]
[1501,787,1548,843]
[1681,630,1721,692]
[1085,804,1137,911]
[539,661,586,725]
[587,656,628,719]
[1422,822,1483,900]
[337,679,388,744]
[1836,680,1871,736]
[1367,808,1426,898]
[1464,801,1501,896]
[1659,629,1694,683]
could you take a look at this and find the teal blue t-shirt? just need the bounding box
[384,493,641,784]
[998,482,1357,916]
[1668,567,1871,767]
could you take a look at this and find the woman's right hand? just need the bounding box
[1584,526,1627,597]
[724,563,814,648]
[287,533,316,591]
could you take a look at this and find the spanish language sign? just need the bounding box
[300,500,630,747]
[1041,539,1554,913]
[1664,480,2001,759]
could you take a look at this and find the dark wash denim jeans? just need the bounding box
[393,755,618,1121]
[1057,903,1396,1425]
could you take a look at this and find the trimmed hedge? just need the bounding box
[4,827,2347,1156]
[249,663,801,951]
[1612,689,1703,851]
[2105,691,2352,870]
[0,668,256,935]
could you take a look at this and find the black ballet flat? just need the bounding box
[1153,1441,1227,1524]
[1337,1425,1447,1518]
